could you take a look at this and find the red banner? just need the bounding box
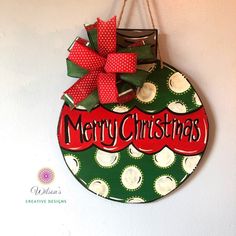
[58,105,208,155]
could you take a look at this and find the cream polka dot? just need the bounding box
[153,147,175,168]
[168,72,191,93]
[64,155,80,175]
[168,101,187,113]
[193,93,202,106]
[128,144,143,159]
[95,149,119,168]
[136,82,157,103]
[127,197,145,203]
[88,179,109,197]
[154,176,177,196]
[112,105,129,113]
[182,155,201,174]
[121,166,143,190]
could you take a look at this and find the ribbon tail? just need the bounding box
[85,22,98,51]
[79,80,136,111]
[66,59,88,78]
[97,73,118,104]
[97,16,117,57]
[63,71,100,107]
[79,90,99,111]
[120,69,149,87]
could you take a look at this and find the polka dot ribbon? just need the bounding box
[64,16,137,106]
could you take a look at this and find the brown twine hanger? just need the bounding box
[117,0,164,69]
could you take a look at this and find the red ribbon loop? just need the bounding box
[104,53,137,73]
[68,43,106,70]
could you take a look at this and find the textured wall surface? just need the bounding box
[1,0,236,235]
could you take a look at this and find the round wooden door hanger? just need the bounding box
[58,62,209,204]
[57,17,209,203]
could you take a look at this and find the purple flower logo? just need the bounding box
[38,168,54,184]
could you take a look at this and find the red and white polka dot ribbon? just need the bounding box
[64,16,137,105]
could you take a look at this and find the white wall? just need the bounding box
[1,0,236,235]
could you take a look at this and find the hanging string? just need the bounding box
[145,0,164,68]
[145,0,155,29]
[117,0,128,27]
[117,0,164,69]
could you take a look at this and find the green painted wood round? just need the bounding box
[59,60,208,203]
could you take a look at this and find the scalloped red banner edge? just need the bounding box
[57,105,208,156]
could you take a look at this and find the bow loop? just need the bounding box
[68,42,106,70]
[63,16,145,110]
[104,53,137,73]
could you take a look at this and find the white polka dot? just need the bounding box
[153,147,175,168]
[154,176,176,196]
[168,101,187,113]
[182,155,201,174]
[128,145,143,159]
[95,149,119,168]
[88,179,109,197]
[64,155,80,175]
[127,197,145,203]
[193,93,202,106]
[168,72,191,93]
[121,166,143,190]
[112,105,129,113]
[136,82,157,103]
